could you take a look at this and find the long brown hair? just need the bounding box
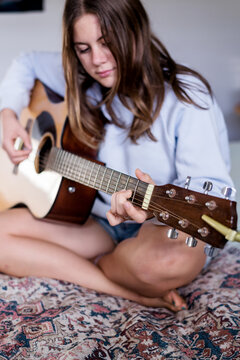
[62,0,212,149]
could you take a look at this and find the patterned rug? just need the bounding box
[0,243,240,360]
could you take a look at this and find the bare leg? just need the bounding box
[99,222,207,308]
[0,208,179,310]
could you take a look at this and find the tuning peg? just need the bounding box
[167,228,179,239]
[185,237,198,247]
[184,176,191,189]
[203,181,213,194]
[204,244,219,258]
[221,186,237,200]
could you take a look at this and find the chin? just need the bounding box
[99,78,116,88]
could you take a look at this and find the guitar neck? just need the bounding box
[46,147,153,210]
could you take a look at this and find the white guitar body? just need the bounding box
[0,115,62,218]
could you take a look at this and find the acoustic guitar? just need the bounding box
[0,80,237,249]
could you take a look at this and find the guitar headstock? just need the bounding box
[149,183,237,249]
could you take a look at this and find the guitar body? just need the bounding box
[0,80,97,223]
[0,81,237,248]
[47,120,98,223]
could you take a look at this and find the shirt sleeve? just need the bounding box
[0,51,65,117]
[173,98,235,199]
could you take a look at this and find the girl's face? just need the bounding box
[73,13,117,88]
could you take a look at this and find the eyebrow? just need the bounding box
[74,35,105,46]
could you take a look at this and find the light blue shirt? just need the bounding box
[0,51,235,218]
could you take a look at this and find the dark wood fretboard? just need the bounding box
[46,147,150,208]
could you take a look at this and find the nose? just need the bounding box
[92,46,107,65]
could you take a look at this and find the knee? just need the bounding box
[132,252,174,284]
[131,248,194,290]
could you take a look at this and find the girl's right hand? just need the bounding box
[0,108,32,164]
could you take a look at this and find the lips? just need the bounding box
[97,69,114,78]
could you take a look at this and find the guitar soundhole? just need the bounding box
[37,135,53,173]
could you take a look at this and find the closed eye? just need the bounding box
[75,46,90,55]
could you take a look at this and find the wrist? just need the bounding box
[0,108,18,122]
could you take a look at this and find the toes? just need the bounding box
[163,289,188,310]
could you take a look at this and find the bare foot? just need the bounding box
[163,289,187,310]
[138,289,187,312]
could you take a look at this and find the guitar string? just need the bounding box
[39,152,210,234]
[40,153,149,194]
[40,154,205,210]
[41,155,203,231]
[40,154,206,211]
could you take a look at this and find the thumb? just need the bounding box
[18,127,32,150]
[135,168,155,185]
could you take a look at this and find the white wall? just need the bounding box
[1,0,240,138]
[0,0,64,62]
[142,0,240,141]
[0,0,240,223]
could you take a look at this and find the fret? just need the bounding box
[65,152,71,175]
[87,162,96,186]
[46,148,150,205]
[132,179,140,204]
[82,159,90,185]
[78,157,85,182]
[73,155,79,180]
[124,175,130,190]
[114,172,122,192]
[128,177,137,191]
[72,154,79,181]
[106,169,114,194]
[92,163,101,190]
[61,150,68,174]
[67,153,74,177]
[99,167,107,192]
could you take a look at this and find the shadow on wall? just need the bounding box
[0,0,43,12]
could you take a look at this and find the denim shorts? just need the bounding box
[92,214,212,269]
[92,214,142,244]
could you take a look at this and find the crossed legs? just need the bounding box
[99,221,206,301]
[0,208,206,311]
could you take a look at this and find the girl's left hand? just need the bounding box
[106,168,155,226]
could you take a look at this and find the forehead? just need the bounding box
[73,13,102,43]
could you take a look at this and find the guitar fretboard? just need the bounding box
[46,147,150,208]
